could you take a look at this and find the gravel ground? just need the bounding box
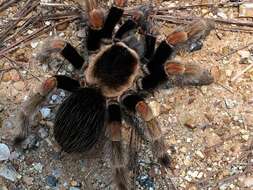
[0,0,253,190]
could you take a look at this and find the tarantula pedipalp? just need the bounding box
[14,0,214,189]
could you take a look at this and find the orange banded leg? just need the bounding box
[106,101,129,190]
[138,59,214,91]
[166,19,214,52]
[100,0,127,42]
[37,39,84,69]
[14,76,80,145]
[86,0,127,51]
[164,61,214,86]
[86,3,105,52]
[121,94,170,168]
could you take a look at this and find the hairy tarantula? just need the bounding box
[14,0,215,189]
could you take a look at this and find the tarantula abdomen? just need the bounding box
[54,87,106,153]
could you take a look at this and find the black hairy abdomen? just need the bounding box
[54,88,106,153]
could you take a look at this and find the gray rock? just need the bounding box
[21,134,40,150]
[45,175,58,187]
[23,176,34,185]
[69,187,80,190]
[38,127,49,139]
[0,164,19,182]
[225,98,237,109]
[0,144,10,161]
[52,168,62,178]
[51,94,58,101]
[33,163,43,173]
[40,107,51,119]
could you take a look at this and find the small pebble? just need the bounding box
[13,81,25,91]
[0,164,19,182]
[224,99,237,109]
[69,187,80,190]
[23,176,33,185]
[190,41,203,52]
[22,134,40,150]
[45,175,58,187]
[38,127,49,139]
[33,163,43,173]
[205,133,222,147]
[52,168,62,178]
[40,107,51,119]
[76,29,86,38]
[0,143,10,161]
[51,94,58,101]
[31,41,39,48]
[240,176,253,187]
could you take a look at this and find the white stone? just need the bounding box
[31,41,38,48]
[40,107,51,119]
[0,144,10,161]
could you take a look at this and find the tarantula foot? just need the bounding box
[158,153,171,168]
[36,39,84,69]
[14,136,25,146]
[166,31,188,46]
[164,60,185,75]
[88,8,105,30]
[187,19,214,41]
[166,19,214,52]
[114,0,127,8]
[165,61,214,86]
[13,111,30,146]
[41,77,57,95]
[114,167,129,190]
[35,38,64,63]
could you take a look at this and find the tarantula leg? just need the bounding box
[121,94,170,168]
[60,42,84,69]
[114,9,146,40]
[166,19,214,52]
[14,76,80,146]
[100,0,126,42]
[138,60,214,91]
[145,40,175,73]
[164,61,214,86]
[114,19,138,40]
[87,7,105,52]
[106,101,129,190]
[37,39,84,69]
[137,32,190,91]
[143,34,156,60]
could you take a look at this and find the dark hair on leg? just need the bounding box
[144,34,156,60]
[54,75,80,92]
[87,28,102,52]
[60,43,84,69]
[114,19,138,40]
[101,6,124,41]
[147,41,174,72]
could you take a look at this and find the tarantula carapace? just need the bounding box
[14,0,214,189]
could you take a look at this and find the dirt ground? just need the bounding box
[0,0,253,190]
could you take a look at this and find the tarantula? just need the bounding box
[14,0,214,189]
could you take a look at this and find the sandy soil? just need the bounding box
[0,0,252,190]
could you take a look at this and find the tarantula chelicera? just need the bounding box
[14,0,214,189]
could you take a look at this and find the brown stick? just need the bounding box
[0,0,39,43]
[0,17,78,58]
[0,0,21,13]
